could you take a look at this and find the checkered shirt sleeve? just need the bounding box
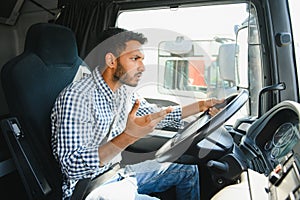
[131,93,184,129]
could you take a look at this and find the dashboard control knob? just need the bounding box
[207,160,228,173]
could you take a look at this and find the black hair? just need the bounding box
[100,27,147,56]
[84,27,147,70]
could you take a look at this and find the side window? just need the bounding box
[117,2,262,118]
[288,0,300,95]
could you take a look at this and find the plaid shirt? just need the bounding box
[51,68,183,199]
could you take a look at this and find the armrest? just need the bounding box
[0,117,52,199]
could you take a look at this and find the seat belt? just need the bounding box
[71,178,92,200]
[83,163,121,198]
[71,164,121,200]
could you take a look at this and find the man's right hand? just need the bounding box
[124,99,173,140]
[101,99,173,165]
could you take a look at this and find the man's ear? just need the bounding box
[105,53,116,68]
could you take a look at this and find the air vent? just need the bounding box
[250,156,267,174]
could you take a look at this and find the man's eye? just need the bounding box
[131,57,138,61]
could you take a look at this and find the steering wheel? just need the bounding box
[155,89,249,163]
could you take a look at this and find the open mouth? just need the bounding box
[135,73,142,79]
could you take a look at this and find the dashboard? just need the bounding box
[264,122,299,162]
[240,101,300,174]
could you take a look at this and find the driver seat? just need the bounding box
[0,23,87,199]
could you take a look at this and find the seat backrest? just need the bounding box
[1,23,82,199]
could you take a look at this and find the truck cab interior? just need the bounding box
[0,0,300,200]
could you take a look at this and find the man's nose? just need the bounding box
[138,61,145,72]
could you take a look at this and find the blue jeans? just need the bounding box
[85,160,200,200]
[126,160,200,200]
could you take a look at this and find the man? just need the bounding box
[51,27,223,200]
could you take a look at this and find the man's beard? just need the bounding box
[113,60,139,87]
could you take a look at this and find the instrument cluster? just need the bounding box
[264,122,300,163]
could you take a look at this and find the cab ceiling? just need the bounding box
[114,0,247,10]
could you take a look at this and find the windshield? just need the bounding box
[288,0,300,96]
[117,3,262,123]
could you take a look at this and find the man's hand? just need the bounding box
[182,98,225,119]
[124,99,173,139]
[101,100,172,165]
[200,98,225,116]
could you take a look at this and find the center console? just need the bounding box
[212,140,300,200]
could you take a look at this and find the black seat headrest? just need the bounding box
[24,23,78,66]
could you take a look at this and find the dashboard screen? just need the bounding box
[264,122,300,161]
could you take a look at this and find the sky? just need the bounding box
[117,3,247,40]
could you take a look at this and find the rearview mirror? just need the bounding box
[218,43,237,84]
[162,36,193,56]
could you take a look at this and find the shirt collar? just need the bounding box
[92,68,115,102]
